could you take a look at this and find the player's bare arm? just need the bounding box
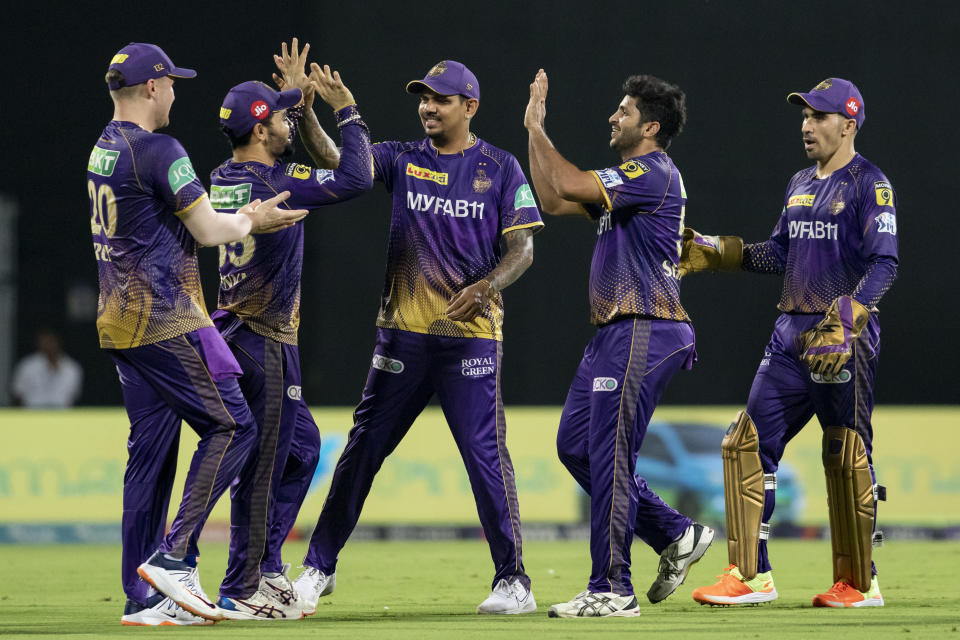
[181,191,307,246]
[524,69,603,208]
[446,228,534,323]
[272,39,341,170]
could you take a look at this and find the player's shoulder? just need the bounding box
[476,139,516,167]
[845,153,891,186]
[373,139,422,163]
[787,165,818,191]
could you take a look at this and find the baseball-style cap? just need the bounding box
[107,43,196,89]
[219,81,303,137]
[787,77,865,129]
[406,60,480,100]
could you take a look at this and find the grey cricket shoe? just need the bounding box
[548,591,640,618]
[647,522,715,603]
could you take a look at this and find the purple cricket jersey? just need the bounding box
[743,153,899,312]
[582,151,690,325]
[371,137,543,341]
[87,121,212,349]
[210,105,373,344]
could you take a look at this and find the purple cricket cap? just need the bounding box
[107,43,196,90]
[405,60,480,100]
[787,77,865,129]
[219,81,303,137]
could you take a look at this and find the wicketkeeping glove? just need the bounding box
[798,296,870,376]
[678,227,744,276]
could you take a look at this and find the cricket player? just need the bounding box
[207,39,373,620]
[292,60,543,615]
[525,70,714,618]
[90,42,307,626]
[685,78,897,608]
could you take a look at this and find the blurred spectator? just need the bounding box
[11,329,83,408]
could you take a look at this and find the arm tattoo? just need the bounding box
[487,228,534,293]
[300,109,341,170]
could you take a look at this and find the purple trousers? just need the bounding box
[748,312,880,573]
[304,328,529,589]
[557,317,696,596]
[210,313,321,598]
[111,328,257,605]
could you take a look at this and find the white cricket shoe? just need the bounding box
[548,591,640,618]
[120,593,213,626]
[647,522,715,603]
[258,563,305,619]
[137,552,223,621]
[292,566,336,616]
[217,590,300,620]
[476,577,536,614]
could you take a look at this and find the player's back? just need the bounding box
[87,121,212,349]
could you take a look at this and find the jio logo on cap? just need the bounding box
[845,97,860,116]
[251,100,269,120]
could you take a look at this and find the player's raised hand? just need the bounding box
[446,279,494,323]
[273,37,315,109]
[524,69,548,130]
[309,63,356,111]
[240,191,309,234]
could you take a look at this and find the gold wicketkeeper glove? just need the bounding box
[678,227,744,276]
[798,296,871,376]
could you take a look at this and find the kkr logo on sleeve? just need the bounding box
[372,354,405,374]
[787,194,816,207]
[406,163,448,185]
[168,157,197,195]
[592,377,619,392]
[874,181,894,206]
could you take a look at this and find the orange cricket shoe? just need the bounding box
[691,565,778,606]
[812,577,884,608]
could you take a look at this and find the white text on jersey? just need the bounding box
[789,220,838,240]
[406,191,485,219]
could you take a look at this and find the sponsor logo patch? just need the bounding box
[316,169,335,185]
[596,168,622,188]
[619,160,650,179]
[88,147,119,177]
[167,156,197,195]
[406,163,448,185]
[462,356,495,377]
[813,79,833,91]
[810,370,851,384]
[287,385,302,400]
[406,192,484,219]
[845,97,861,116]
[874,181,894,206]
[428,61,447,77]
[514,184,536,209]
[592,377,619,392]
[788,220,838,240]
[219,107,232,119]
[285,164,312,180]
[875,211,897,235]
[250,100,269,120]
[110,53,129,64]
[372,354,405,374]
[787,194,816,207]
[210,183,252,210]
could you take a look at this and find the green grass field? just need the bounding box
[1,539,957,638]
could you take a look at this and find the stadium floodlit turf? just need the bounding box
[1,539,956,638]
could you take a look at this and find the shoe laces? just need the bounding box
[826,580,853,596]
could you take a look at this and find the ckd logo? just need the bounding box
[372,354,405,374]
[810,370,851,384]
[287,385,302,400]
[593,377,619,392]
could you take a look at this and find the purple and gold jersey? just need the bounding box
[210,107,372,344]
[371,137,543,341]
[87,121,211,349]
[743,154,899,312]
[582,151,689,325]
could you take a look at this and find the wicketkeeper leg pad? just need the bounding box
[722,410,766,580]
[823,426,882,592]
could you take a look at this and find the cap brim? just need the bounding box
[786,91,833,113]
[405,79,456,96]
[168,66,197,79]
[276,88,303,110]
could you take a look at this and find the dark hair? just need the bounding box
[105,69,140,98]
[220,111,275,150]
[621,75,686,149]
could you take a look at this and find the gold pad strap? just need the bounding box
[721,410,765,580]
[823,426,875,591]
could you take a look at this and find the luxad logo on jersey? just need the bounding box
[462,356,495,377]
[811,370,851,384]
[287,385,302,400]
[787,194,816,207]
[372,354,405,374]
[593,377,618,392]
[405,163,448,185]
